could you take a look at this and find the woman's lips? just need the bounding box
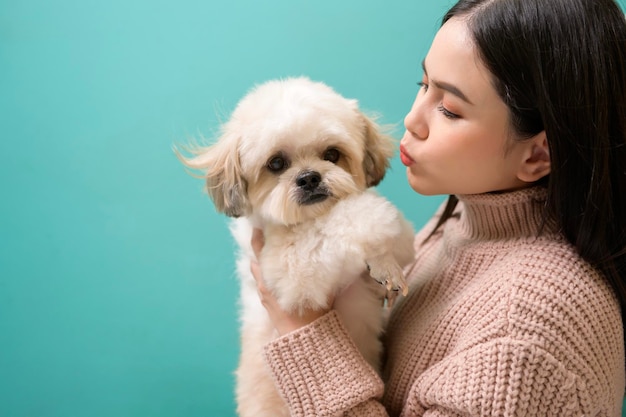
[399,144,415,166]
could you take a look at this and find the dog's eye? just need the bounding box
[323,148,340,164]
[267,155,287,172]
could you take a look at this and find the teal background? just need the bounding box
[1,1,625,416]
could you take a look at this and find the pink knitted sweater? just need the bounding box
[263,187,625,416]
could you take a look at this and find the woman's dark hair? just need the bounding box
[429,0,626,336]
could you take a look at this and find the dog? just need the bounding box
[178,77,415,417]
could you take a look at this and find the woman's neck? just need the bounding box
[451,186,557,241]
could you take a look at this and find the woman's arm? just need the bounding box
[263,311,389,417]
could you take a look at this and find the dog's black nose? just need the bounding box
[296,171,321,191]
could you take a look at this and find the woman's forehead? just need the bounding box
[425,18,500,107]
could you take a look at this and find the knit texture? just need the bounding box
[263,187,625,416]
[264,311,384,417]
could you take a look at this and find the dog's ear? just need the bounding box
[360,113,395,187]
[176,133,249,217]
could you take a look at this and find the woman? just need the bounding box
[251,0,626,415]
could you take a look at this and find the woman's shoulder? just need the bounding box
[497,236,623,375]
[498,234,620,331]
[424,230,623,368]
[505,234,616,306]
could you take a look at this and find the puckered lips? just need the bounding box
[399,144,415,167]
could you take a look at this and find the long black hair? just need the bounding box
[430,0,626,337]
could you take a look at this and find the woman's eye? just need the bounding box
[267,155,287,172]
[438,104,460,120]
[418,81,429,92]
[323,148,340,163]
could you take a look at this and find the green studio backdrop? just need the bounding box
[1,1,625,416]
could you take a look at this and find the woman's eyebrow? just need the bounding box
[422,59,473,105]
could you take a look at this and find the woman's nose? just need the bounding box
[404,96,428,140]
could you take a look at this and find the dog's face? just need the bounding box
[180,77,395,225]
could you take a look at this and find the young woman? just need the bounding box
[251,0,626,415]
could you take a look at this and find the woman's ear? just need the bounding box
[516,131,551,183]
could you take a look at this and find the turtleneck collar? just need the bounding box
[451,186,557,242]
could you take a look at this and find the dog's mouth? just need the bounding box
[298,190,331,205]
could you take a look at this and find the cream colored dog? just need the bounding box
[179,77,415,417]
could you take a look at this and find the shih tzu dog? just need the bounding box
[178,77,415,417]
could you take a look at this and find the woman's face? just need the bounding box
[400,17,530,196]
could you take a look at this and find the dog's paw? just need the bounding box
[366,254,408,297]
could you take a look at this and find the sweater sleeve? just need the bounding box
[405,338,589,416]
[263,311,388,417]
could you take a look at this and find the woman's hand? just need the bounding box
[250,228,332,336]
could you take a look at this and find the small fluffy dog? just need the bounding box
[179,77,415,417]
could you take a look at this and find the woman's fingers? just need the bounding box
[251,228,264,260]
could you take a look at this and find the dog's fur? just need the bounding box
[178,77,415,417]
